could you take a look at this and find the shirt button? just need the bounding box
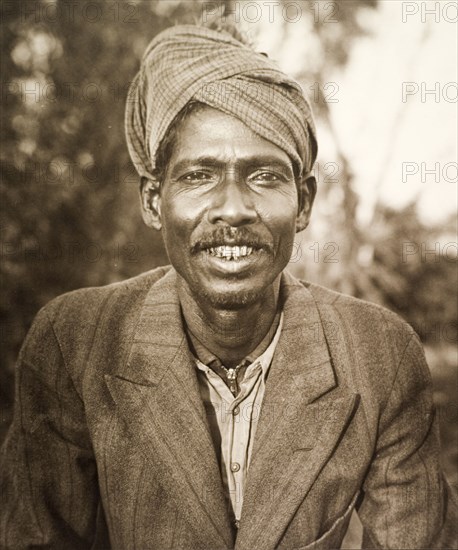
[233,407,240,416]
[231,462,240,472]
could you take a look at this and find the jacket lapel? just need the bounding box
[105,268,233,549]
[235,272,360,550]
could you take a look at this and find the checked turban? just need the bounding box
[125,24,317,182]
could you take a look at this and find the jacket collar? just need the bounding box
[235,271,359,549]
[105,267,234,548]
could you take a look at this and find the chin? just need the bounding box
[197,285,265,310]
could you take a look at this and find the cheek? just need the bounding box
[257,193,299,234]
[159,194,202,244]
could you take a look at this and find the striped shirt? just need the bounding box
[187,312,284,524]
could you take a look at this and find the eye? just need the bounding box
[181,171,213,183]
[249,171,282,184]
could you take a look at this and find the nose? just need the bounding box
[207,171,257,227]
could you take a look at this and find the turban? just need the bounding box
[125,25,317,182]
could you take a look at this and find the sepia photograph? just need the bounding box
[1,0,457,548]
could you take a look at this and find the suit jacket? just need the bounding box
[1,266,457,550]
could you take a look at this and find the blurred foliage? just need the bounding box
[1,0,456,490]
[1,0,216,432]
[367,206,457,336]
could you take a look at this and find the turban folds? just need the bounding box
[125,25,317,182]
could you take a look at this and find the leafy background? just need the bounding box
[1,1,456,543]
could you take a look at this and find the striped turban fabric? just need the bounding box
[125,25,317,182]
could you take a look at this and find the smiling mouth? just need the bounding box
[206,245,256,260]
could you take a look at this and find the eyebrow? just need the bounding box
[169,155,295,176]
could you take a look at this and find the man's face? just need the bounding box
[154,106,311,309]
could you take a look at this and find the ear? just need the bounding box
[140,177,162,230]
[295,172,317,233]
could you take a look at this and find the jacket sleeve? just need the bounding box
[0,304,99,549]
[357,329,458,549]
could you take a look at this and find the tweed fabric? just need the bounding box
[124,25,317,181]
[1,266,457,549]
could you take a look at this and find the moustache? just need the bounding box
[190,227,272,254]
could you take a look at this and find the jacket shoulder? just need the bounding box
[21,266,173,390]
[299,280,420,365]
[299,281,431,414]
[42,265,172,323]
[303,280,416,334]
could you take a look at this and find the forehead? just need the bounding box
[170,106,293,166]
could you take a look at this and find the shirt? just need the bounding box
[189,312,284,524]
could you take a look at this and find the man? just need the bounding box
[1,23,457,550]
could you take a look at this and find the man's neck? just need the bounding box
[177,277,282,369]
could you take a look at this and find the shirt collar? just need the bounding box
[187,332,221,369]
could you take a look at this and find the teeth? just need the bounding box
[207,245,255,259]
